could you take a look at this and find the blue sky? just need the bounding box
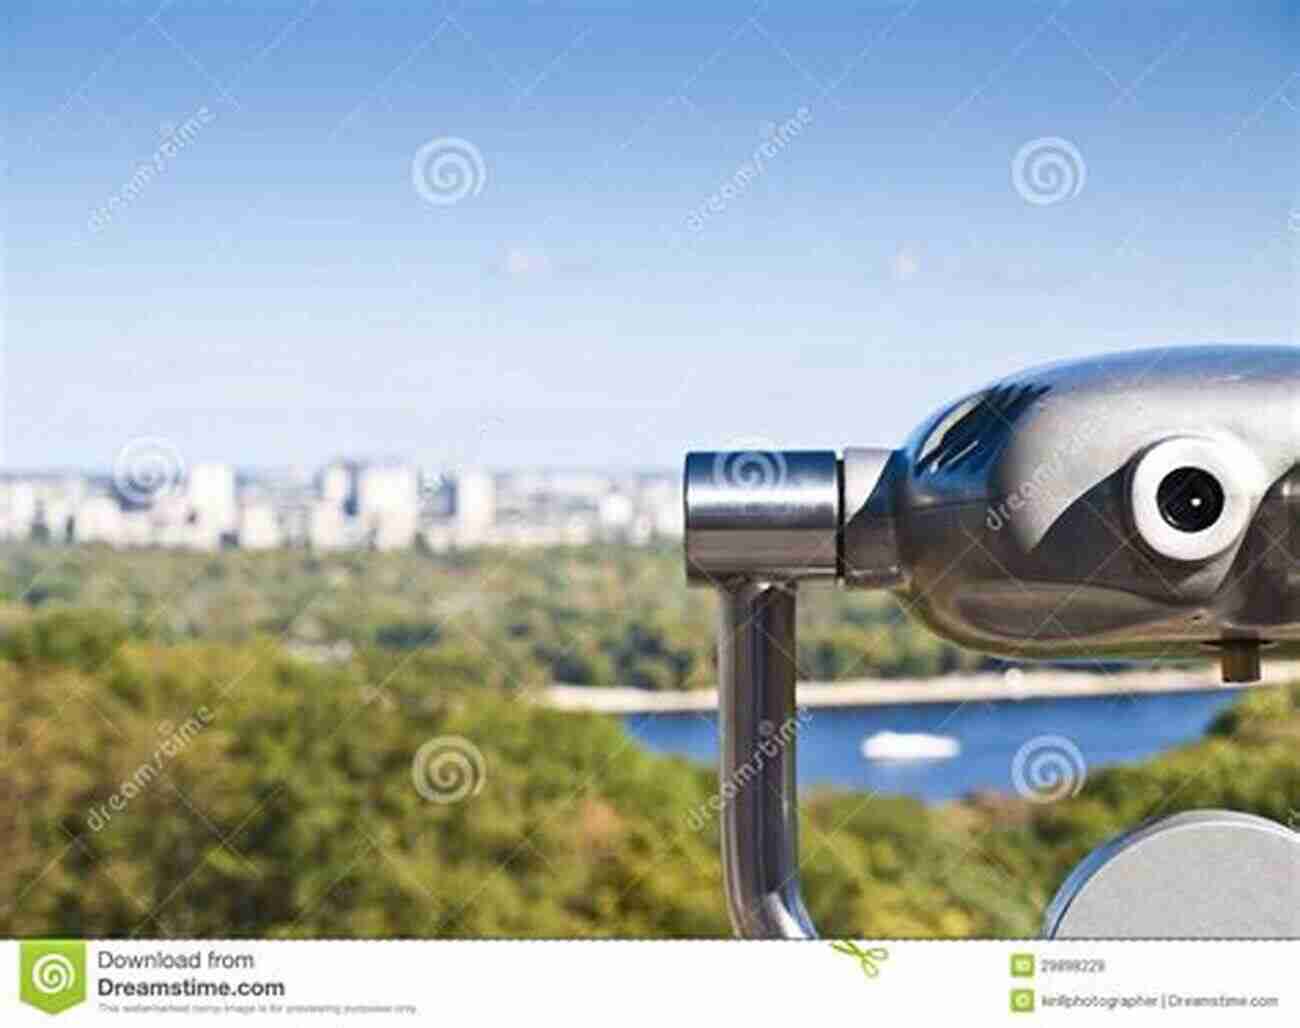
[6,1,1297,471]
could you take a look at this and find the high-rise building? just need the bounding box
[0,480,37,541]
[187,463,237,549]
[73,494,125,545]
[453,470,495,546]
[356,464,419,550]
[239,502,282,549]
[307,500,351,550]
[244,467,315,546]
[320,463,353,506]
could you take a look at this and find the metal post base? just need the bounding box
[714,578,1300,940]
[1045,810,1300,938]
[717,581,816,939]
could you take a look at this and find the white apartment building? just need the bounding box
[73,494,125,544]
[320,463,352,506]
[453,470,495,546]
[356,464,419,550]
[238,502,282,549]
[0,480,37,541]
[187,463,238,548]
[308,500,351,550]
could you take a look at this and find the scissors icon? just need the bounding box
[830,940,890,979]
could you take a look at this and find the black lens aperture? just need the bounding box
[1157,467,1225,534]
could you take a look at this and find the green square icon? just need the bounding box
[1011,988,1035,1014]
[1010,952,1035,978]
[20,940,87,1015]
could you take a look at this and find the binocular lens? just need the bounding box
[1157,467,1226,534]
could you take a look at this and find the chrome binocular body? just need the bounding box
[684,345,1300,938]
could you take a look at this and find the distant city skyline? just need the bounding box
[0,458,682,553]
[7,3,1296,470]
[0,460,679,476]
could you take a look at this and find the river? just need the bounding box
[623,688,1240,803]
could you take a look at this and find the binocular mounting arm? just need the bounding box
[716,579,815,937]
[687,450,853,938]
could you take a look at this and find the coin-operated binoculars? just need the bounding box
[684,345,1300,939]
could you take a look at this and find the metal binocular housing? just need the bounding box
[683,345,1300,939]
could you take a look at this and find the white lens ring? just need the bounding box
[1129,436,1265,563]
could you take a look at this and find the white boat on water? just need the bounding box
[861,731,961,762]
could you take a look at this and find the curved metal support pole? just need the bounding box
[717,579,817,939]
